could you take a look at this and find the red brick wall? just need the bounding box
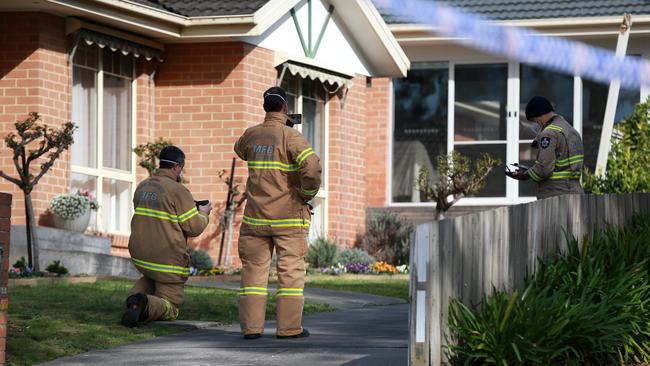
[0,13,70,227]
[364,78,391,209]
[0,192,12,365]
[154,42,275,264]
[326,75,369,246]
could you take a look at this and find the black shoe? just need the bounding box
[121,293,148,328]
[243,333,262,340]
[277,328,310,339]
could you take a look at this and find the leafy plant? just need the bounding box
[0,113,75,271]
[448,215,650,365]
[583,97,650,193]
[417,151,500,220]
[50,190,99,219]
[189,248,213,271]
[133,137,173,176]
[337,248,375,265]
[358,211,413,266]
[45,260,69,276]
[306,237,339,268]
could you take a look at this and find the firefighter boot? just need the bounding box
[277,328,310,339]
[121,293,148,327]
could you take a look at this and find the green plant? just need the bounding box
[0,113,75,270]
[337,248,375,265]
[133,137,173,176]
[448,215,650,365]
[189,248,213,271]
[583,97,650,193]
[358,211,413,265]
[306,237,339,268]
[50,190,98,219]
[45,260,69,276]
[418,151,500,220]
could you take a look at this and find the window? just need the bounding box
[582,79,640,173]
[71,43,135,233]
[392,63,448,202]
[454,64,508,198]
[282,75,328,241]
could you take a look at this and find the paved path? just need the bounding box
[42,284,409,366]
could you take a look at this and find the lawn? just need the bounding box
[305,274,409,301]
[7,279,331,366]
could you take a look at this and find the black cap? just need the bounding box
[159,145,185,166]
[525,96,554,120]
[263,86,287,112]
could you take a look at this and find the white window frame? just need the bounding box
[70,47,137,235]
[286,79,329,238]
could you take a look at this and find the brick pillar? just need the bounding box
[0,193,11,365]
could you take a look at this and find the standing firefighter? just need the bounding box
[510,96,584,199]
[234,86,322,339]
[121,145,212,327]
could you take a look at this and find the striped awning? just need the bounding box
[283,62,352,89]
[77,29,163,62]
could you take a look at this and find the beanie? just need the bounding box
[525,96,554,120]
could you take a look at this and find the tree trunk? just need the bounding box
[23,192,39,271]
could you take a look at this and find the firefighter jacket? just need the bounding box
[129,169,209,283]
[234,111,322,236]
[526,115,584,199]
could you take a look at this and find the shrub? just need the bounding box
[337,248,375,265]
[359,211,413,265]
[50,190,99,220]
[306,237,339,268]
[449,215,650,365]
[45,260,69,276]
[583,97,650,194]
[189,248,213,271]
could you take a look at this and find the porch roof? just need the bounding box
[127,0,270,17]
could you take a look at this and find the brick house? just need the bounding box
[0,0,409,263]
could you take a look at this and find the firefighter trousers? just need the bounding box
[238,232,308,337]
[128,276,185,322]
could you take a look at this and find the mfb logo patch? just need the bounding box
[540,137,551,149]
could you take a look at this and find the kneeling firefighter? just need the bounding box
[121,145,212,327]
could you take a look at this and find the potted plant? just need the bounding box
[50,190,99,233]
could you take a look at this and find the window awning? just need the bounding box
[281,62,353,91]
[76,29,164,62]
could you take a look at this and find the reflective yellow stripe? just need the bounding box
[132,257,191,275]
[300,187,318,196]
[277,288,304,297]
[243,215,310,228]
[239,287,269,296]
[556,154,584,167]
[295,148,314,165]
[248,161,298,172]
[134,207,199,223]
[527,169,543,182]
[277,293,304,297]
[546,124,563,132]
[551,171,581,180]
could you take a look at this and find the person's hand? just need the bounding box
[198,201,213,215]
[511,170,529,181]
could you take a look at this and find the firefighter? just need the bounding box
[510,96,584,199]
[234,86,322,339]
[121,145,212,327]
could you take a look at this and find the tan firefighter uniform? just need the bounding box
[128,169,209,322]
[526,115,584,199]
[234,111,322,337]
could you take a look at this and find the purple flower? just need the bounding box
[345,262,370,274]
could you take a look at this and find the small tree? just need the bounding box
[133,137,173,176]
[417,151,500,220]
[0,113,75,270]
[583,97,650,193]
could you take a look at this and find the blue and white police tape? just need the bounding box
[374,0,650,89]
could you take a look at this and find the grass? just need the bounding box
[305,274,409,301]
[8,279,332,366]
